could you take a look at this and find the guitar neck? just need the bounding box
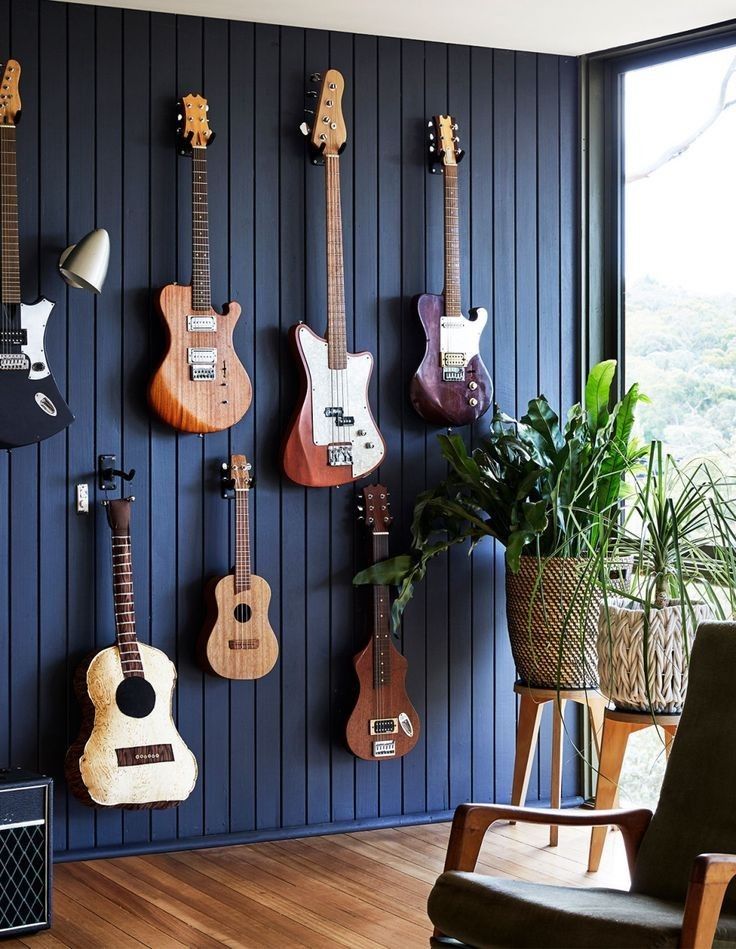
[443,163,461,317]
[110,525,143,677]
[191,146,211,311]
[0,125,21,304]
[371,532,391,689]
[325,156,347,369]
[234,487,252,593]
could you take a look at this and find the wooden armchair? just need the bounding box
[428,623,736,949]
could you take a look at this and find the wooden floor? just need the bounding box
[11,820,629,948]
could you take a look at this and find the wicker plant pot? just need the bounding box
[597,600,711,713]
[505,556,601,689]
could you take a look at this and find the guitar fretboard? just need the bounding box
[234,487,252,593]
[325,156,347,370]
[111,530,143,677]
[0,125,20,305]
[191,146,211,311]
[443,163,461,317]
[372,533,391,689]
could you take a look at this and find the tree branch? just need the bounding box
[626,53,736,184]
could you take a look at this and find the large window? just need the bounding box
[624,43,736,469]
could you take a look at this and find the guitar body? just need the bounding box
[0,298,74,449]
[410,293,492,427]
[198,573,279,680]
[282,323,385,486]
[346,640,420,761]
[148,283,251,434]
[66,642,198,809]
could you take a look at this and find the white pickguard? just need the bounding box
[297,324,384,479]
[439,307,488,366]
[20,298,53,381]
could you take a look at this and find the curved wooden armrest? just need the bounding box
[443,803,653,878]
[680,853,736,949]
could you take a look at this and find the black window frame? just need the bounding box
[580,18,736,392]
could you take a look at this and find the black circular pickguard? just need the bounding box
[116,676,157,719]
[233,603,252,624]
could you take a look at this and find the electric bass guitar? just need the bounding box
[282,69,385,486]
[0,59,73,449]
[346,484,420,760]
[149,93,251,434]
[66,498,198,809]
[198,454,279,679]
[410,115,492,427]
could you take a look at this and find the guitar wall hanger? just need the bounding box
[98,454,136,492]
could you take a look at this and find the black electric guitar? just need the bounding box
[0,59,73,449]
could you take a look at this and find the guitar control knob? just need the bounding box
[365,442,374,449]
[468,381,478,390]
[32,362,45,372]
[468,397,478,407]
[356,429,366,436]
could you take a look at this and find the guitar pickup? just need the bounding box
[441,352,466,367]
[188,347,217,364]
[0,329,27,346]
[328,443,353,466]
[0,353,30,371]
[373,740,396,758]
[187,315,217,332]
[370,718,398,736]
[324,407,355,427]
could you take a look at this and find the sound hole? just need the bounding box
[233,603,252,623]
[116,676,156,719]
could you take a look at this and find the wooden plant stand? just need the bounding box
[511,683,606,846]
[587,707,680,872]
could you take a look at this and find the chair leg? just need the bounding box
[663,724,677,758]
[509,693,545,823]
[589,697,606,758]
[588,719,635,872]
[549,698,567,847]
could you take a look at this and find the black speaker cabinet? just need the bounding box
[0,769,52,938]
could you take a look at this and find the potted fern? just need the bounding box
[595,442,736,712]
[355,361,646,689]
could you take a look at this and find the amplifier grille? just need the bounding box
[0,823,47,932]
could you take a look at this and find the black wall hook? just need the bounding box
[98,454,136,492]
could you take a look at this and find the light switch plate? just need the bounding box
[76,483,89,514]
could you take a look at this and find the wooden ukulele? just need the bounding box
[149,94,251,434]
[66,498,198,809]
[0,59,74,449]
[410,115,492,427]
[198,454,278,680]
[346,484,420,760]
[282,69,385,486]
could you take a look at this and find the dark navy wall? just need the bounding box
[0,0,580,858]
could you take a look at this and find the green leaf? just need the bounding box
[585,359,617,432]
[521,397,565,458]
[353,555,414,587]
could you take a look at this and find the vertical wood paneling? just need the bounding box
[0,1,580,858]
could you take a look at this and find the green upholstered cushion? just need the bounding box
[427,871,736,948]
[632,622,736,910]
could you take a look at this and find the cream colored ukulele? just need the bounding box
[66,498,198,809]
[198,454,279,680]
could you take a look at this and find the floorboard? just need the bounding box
[31,821,628,947]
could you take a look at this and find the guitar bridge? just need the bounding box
[369,718,398,735]
[328,443,353,466]
[188,347,217,381]
[228,639,260,650]
[0,353,30,371]
[373,740,396,758]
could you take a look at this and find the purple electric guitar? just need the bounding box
[410,115,492,427]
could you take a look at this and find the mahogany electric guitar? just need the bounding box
[410,115,492,427]
[66,498,198,809]
[0,59,73,449]
[198,454,278,680]
[149,94,251,434]
[346,484,420,760]
[282,69,385,486]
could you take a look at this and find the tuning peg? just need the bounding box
[452,123,458,130]
[428,132,435,141]
[306,90,318,98]
[299,121,311,136]
[427,119,434,128]
[310,72,322,83]
[429,145,435,153]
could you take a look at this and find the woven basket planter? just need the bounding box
[505,556,601,689]
[597,600,711,713]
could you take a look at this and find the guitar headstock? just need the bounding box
[358,484,392,533]
[307,68,346,158]
[428,114,464,171]
[230,454,252,492]
[0,60,21,127]
[177,93,214,153]
[105,497,134,533]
